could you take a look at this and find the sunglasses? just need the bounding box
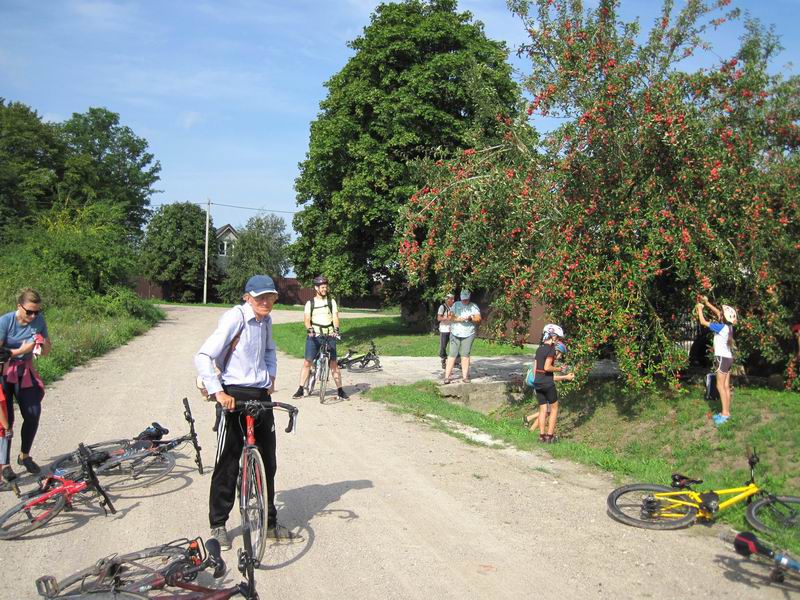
[20,306,42,317]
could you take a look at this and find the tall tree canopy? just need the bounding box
[141,202,210,302]
[0,102,160,237]
[291,0,518,296]
[400,0,800,387]
[218,214,291,303]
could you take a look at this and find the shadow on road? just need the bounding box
[714,553,800,595]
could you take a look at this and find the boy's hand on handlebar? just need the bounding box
[215,391,236,410]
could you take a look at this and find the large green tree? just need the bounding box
[291,0,518,296]
[400,0,800,387]
[0,99,63,230]
[58,107,161,236]
[218,214,291,303]
[140,202,210,302]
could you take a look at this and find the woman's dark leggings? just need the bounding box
[1,378,43,460]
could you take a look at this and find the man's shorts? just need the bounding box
[714,356,733,374]
[305,335,338,361]
[448,334,475,358]
[534,383,558,405]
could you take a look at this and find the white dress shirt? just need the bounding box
[194,303,277,395]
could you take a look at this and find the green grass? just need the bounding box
[366,380,800,552]
[34,303,164,384]
[272,316,529,358]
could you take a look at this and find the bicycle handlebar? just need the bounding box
[231,399,299,434]
[734,531,800,573]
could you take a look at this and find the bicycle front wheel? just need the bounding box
[100,451,177,491]
[240,447,268,565]
[53,545,189,597]
[305,362,318,395]
[607,484,697,530]
[318,360,329,404]
[0,491,67,540]
[746,495,800,534]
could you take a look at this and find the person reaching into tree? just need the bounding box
[695,296,737,426]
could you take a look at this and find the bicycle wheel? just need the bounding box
[0,490,67,540]
[318,359,329,404]
[347,357,381,372]
[99,451,177,491]
[607,484,697,530]
[240,447,268,565]
[746,495,800,534]
[53,545,189,597]
[50,440,132,475]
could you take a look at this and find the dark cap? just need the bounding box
[245,275,278,297]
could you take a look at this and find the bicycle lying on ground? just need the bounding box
[233,397,298,565]
[49,397,203,491]
[35,526,260,599]
[305,334,337,403]
[733,531,799,584]
[337,340,381,372]
[607,450,800,532]
[0,444,116,540]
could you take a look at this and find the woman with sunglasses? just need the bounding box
[0,288,50,489]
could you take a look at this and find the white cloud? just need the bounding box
[177,110,206,129]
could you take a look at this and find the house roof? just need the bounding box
[215,224,238,239]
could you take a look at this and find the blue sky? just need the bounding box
[1,0,798,234]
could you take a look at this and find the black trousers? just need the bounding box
[1,376,43,463]
[209,385,277,529]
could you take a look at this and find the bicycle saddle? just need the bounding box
[671,473,703,488]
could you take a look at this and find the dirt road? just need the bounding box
[3,305,792,598]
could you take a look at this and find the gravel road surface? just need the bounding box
[3,305,793,598]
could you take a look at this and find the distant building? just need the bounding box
[216,224,238,272]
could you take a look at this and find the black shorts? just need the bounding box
[534,384,558,406]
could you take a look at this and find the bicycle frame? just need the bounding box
[649,483,761,520]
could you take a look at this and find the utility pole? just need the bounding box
[203,198,210,304]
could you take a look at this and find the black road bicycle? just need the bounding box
[49,397,203,491]
[337,340,381,372]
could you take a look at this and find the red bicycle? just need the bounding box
[0,443,116,540]
[232,398,298,565]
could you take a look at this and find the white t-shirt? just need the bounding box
[305,297,338,334]
[709,322,733,359]
[437,303,453,333]
[450,301,480,338]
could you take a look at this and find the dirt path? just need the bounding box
[3,305,792,598]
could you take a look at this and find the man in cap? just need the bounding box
[436,293,459,369]
[195,274,297,549]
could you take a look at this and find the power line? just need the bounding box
[150,200,297,215]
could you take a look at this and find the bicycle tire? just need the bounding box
[99,450,177,491]
[0,490,67,540]
[746,495,800,534]
[53,545,189,597]
[305,361,318,395]
[607,483,697,530]
[347,357,381,372]
[318,359,329,404]
[54,592,147,599]
[50,440,132,475]
[240,447,268,565]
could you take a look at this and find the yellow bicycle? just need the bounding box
[607,450,800,532]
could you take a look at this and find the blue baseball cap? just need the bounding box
[245,275,278,297]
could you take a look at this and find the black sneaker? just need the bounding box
[18,455,40,475]
[337,388,349,400]
[1,466,16,481]
[291,387,304,399]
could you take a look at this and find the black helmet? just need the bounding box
[313,275,329,286]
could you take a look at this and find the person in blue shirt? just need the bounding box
[195,275,300,550]
[0,288,51,489]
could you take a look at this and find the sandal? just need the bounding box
[443,378,452,385]
[462,378,471,384]
[522,416,531,427]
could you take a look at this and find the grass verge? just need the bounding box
[272,316,529,358]
[367,380,800,552]
[34,303,164,384]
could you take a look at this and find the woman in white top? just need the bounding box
[696,296,737,426]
